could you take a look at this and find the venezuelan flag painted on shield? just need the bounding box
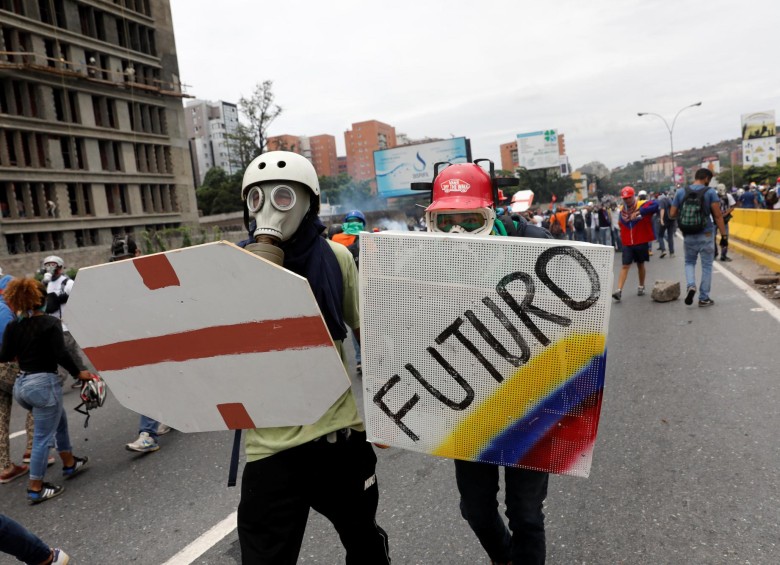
[432,333,606,476]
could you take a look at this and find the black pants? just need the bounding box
[238,430,390,564]
[455,460,548,564]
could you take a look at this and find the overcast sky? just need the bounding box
[168,0,779,171]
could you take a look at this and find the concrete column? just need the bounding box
[127,184,143,215]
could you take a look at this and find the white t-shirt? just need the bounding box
[45,275,74,331]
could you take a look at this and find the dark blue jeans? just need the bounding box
[455,460,548,564]
[0,513,51,564]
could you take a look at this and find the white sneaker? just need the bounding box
[125,432,159,453]
[51,548,70,564]
[157,424,172,436]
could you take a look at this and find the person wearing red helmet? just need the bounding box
[426,162,552,565]
[612,186,659,301]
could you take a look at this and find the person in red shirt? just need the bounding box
[612,186,659,301]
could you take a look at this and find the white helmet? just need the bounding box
[241,151,320,200]
[42,255,64,268]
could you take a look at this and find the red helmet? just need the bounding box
[426,163,494,212]
[425,163,495,235]
[620,186,635,199]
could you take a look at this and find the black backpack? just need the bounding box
[678,187,709,235]
[573,212,585,231]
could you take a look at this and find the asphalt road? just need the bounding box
[2,248,778,564]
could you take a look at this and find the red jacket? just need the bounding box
[618,200,659,246]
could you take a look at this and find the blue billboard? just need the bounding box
[374,137,471,198]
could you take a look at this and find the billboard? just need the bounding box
[701,156,721,174]
[517,129,560,170]
[742,110,777,167]
[374,137,471,198]
[361,231,614,477]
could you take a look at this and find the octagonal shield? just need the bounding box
[66,241,350,432]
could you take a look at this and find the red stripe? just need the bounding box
[83,316,331,371]
[517,390,603,473]
[217,403,256,429]
[134,254,180,290]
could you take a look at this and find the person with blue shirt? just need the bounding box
[669,168,728,307]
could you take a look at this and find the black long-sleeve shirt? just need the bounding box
[0,315,80,376]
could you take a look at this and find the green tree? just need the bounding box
[319,174,375,209]
[515,167,575,203]
[196,167,243,215]
[226,80,283,168]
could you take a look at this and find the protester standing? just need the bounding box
[0,278,91,504]
[670,169,727,306]
[612,186,659,301]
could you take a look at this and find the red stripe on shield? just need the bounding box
[217,403,256,429]
[134,254,181,290]
[83,316,331,371]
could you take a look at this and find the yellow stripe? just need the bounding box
[432,333,606,459]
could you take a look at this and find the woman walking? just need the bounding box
[0,278,91,504]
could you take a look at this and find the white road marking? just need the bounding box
[9,430,25,439]
[713,260,780,323]
[160,511,237,565]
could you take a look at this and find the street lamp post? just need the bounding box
[638,102,702,186]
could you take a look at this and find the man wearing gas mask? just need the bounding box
[236,151,391,564]
[424,162,551,565]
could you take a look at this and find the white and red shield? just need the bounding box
[66,242,350,432]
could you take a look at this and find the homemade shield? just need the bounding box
[360,231,613,477]
[66,241,350,432]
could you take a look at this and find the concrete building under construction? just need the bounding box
[0,0,198,269]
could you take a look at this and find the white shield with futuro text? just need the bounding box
[360,231,614,477]
[66,241,350,432]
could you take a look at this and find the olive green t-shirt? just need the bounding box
[244,239,363,462]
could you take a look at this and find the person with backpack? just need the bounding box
[422,161,552,565]
[669,168,728,307]
[331,210,365,375]
[569,207,587,241]
[611,186,659,301]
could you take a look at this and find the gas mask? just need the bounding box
[240,151,321,265]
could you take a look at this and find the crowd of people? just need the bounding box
[1,153,776,564]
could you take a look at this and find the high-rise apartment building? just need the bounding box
[344,120,396,185]
[267,134,337,177]
[184,99,240,187]
[0,0,197,260]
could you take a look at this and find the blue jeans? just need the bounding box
[598,227,610,245]
[611,227,622,250]
[0,514,51,564]
[573,230,586,242]
[351,329,361,366]
[455,460,548,564]
[683,231,715,301]
[139,415,162,438]
[13,372,71,481]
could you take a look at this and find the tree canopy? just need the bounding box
[196,167,243,215]
[225,80,282,169]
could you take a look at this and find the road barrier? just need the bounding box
[729,209,780,272]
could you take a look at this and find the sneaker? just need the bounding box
[22,453,56,466]
[684,286,696,305]
[0,463,29,484]
[51,548,70,564]
[156,424,172,436]
[611,289,622,301]
[637,286,645,296]
[660,251,667,258]
[721,256,733,262]
[27,482,64,505]
[669,253,675,258]
[698,298,715,307]
[62,456,89,480]
[70,380,81,389]
[126,432,159,453]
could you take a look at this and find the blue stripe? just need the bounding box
[477,353,607,464]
